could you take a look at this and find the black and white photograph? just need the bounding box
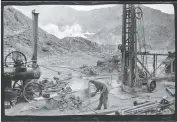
[3,3,175,116]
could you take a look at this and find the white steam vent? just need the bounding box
[39,23,87,39]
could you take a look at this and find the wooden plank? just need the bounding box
[166,87,175,97]
[78,107,120,115]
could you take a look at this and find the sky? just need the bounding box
[69,4,174,14]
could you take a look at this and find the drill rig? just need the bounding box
[4,10,42,105]
[119,4,172,92]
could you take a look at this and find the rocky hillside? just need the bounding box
[87,5,175,51]
[31,5,175,51]
[4,6,114,59]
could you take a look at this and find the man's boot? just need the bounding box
[103,94,108,109]
[95,102,102,110]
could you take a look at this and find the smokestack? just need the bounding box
[31,9,39,64]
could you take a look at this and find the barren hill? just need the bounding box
[4,6,115,60]
[27,5,175,50]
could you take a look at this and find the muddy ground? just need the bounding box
[5,53,175,115]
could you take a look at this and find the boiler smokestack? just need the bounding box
[31,9,39,64]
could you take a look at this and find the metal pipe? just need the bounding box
[31,10,39,64]
[124,100,174,115]
[121,4,126,86]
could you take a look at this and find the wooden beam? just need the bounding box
[137,52,168,56]
[136,57,150,75]
[154,75,175,81]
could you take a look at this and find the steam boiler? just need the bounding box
[4,10,42,106]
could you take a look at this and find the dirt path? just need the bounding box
[5,80,174,116]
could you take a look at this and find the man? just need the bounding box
[89,80,109,110]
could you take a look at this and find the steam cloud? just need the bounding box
[39,23,88,39]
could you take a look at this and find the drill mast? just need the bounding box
[121,4,137,88]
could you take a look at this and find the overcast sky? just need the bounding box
[12,4,174,17]
[69,4,174,14]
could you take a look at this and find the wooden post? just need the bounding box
[153,55,155,77]
[155,55,157,70]
[170,61,173,73]
[88,81,91,105]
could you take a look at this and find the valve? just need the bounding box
[135,7,143,19]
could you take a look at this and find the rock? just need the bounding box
[46,42,52,46]
[68,73,72,77]
[169,105,175,113]
[69,95,75,100]
[65,87,72,93]
[45,98,58,109]
[42,48,49,52]
[97,60,104,66]
[53,76,60,81]
[41,79,49,84]
[161,109,172,115]
[80,64,88,69]
[42,93,50,98]
[4,102,11,109]
[76,96,80,101]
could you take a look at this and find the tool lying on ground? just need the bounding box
[133,99,150,106]
[119,98,175,115]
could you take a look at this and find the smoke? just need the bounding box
[39,23,87,39]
